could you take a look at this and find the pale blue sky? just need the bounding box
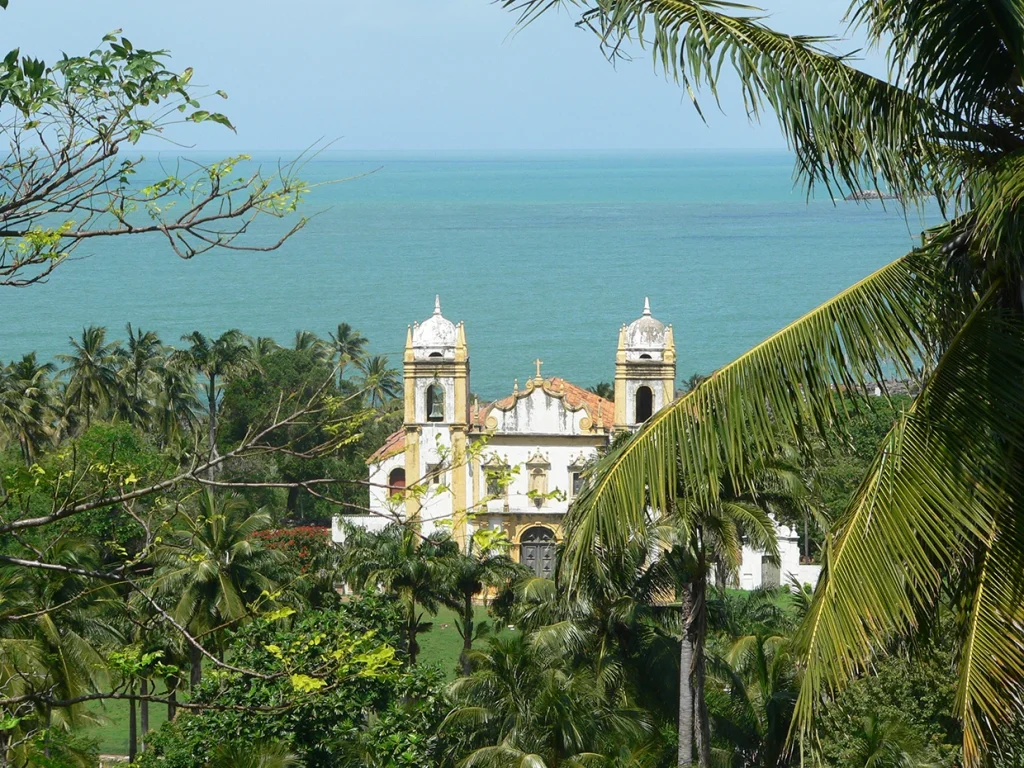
[2,1,882,151]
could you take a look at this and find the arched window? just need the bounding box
[635,385,654,423]
[639,353,653,360]
[428,352,443,358]
[426,384,445,422]
[519,526,556,579]
[387,468,406,496]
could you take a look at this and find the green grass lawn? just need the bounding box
[82,604,507,755]
[82,691,168,756]
[418,604,515,678]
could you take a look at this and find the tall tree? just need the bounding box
[670,491,779,768]
[510,1,1024,762]
[444,530,522,676]
[355,355,400,408]
[175,330,255,478]
[247,336,282,362]
[329,322,368,384]
[340,524,456,666]
[706,632,798,768]
[57,325,124,428]
[292,330,331,363]
[150,490,284,688]
[151,355,202,448]
[0,541,118,762]
[0,353,55,464]
[445,633,652,767]
[118,324,165,427]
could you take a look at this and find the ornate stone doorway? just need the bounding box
[519,526,556,579]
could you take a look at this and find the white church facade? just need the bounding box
[333,297,819,589]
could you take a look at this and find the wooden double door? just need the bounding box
[520,526,556,579]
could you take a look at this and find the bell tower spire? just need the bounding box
[614,298,676,429]
[402,296,471,545]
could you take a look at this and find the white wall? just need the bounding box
[331,513,391,542]
[735,520,821,591]
[487,386,592,436]
[623,377,668,426]
[476,436,600,516]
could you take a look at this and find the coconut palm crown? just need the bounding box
[507,0,1024,763]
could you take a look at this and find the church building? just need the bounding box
[333,297,817,589]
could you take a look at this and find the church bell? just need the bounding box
[428,395,444,421]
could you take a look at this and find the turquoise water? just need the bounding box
[3,151,939,399]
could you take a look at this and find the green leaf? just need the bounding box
[289,673,327,693]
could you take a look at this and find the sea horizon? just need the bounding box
[4,150,940,400]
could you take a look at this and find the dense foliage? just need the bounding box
[135,598,449,768]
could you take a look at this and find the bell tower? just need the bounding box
[614,297,676,429]
[402,296,470,540]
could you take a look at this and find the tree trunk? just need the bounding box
[140,678,150,750]
[189,642,203,690]
[44,705,51,758]
[207,374,217,482]
[803,509,810,560]
[460,591,474,676]
[128,682,138,763]
[408,599,418,666]
[167,678,178,722]
[715,560,728,597]
[678,585,694,768]
[286,485,301,516]
[692,572,711,768]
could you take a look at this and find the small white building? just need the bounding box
[335,297,819,589]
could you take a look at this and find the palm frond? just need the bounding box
[954,499,1024,767]
[563,250,936,586]
[792,302,1024,761]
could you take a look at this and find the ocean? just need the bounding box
[3,151,940,399]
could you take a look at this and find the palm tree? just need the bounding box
[292,330,331,362]
[329,322,368,383]
[0,354,56,464]
[340,524,456,665]
[356,355,400,408]
[841,715,931,768]
[445,532,523,676]
[247,336,281,362]
[683,374,708,394]
[151,354,202,447]
[706,633,798,768]
[174,330,255,478]
[118,324,164,425]
[444,633,652,767]
[669,490,779,768]
[57,325,124,428]
[0,567,47,764]
[150,491,285,688]
[0,542,118,760]
[587,381,615,401]
[204,741,300,768]
[509,2,1024,762]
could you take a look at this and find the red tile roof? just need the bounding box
[488,377,615,430]
[367,429,405,463]
[549,377,616,430]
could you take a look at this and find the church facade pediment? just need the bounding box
[484,379,600,436]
